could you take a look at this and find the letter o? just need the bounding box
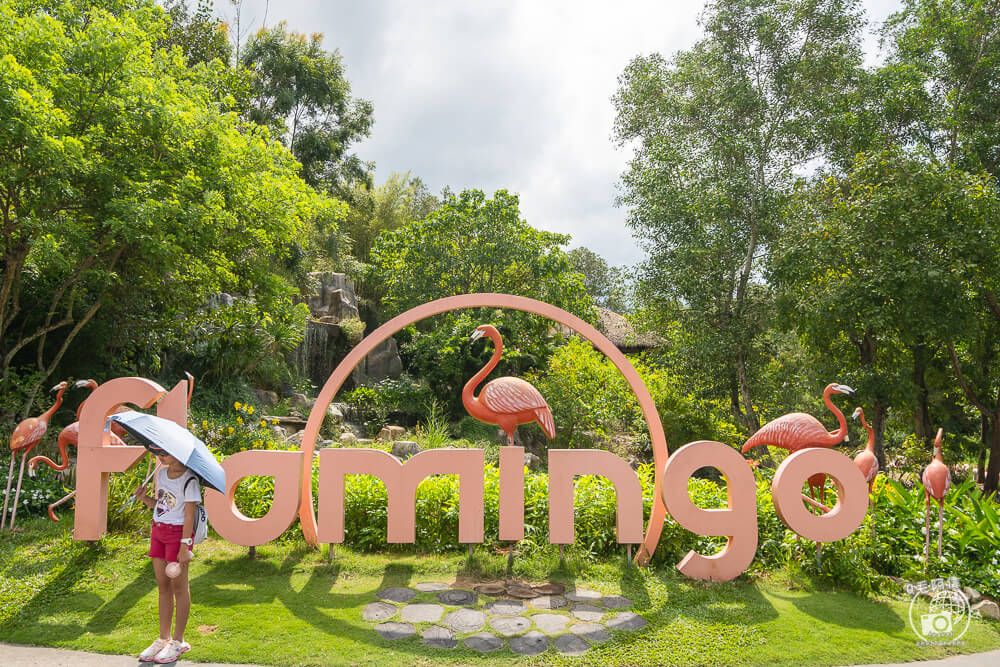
[771,449,868,543]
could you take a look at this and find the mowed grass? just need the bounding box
[2,518,998,666]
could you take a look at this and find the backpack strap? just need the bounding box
[183,475,200,495]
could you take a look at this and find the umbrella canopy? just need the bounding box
[108,411,226,494]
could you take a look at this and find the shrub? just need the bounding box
[342,374,433,435]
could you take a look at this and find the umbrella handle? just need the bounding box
[120,462,160,513]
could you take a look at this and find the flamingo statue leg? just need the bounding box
[47,490,75,522]
[1,453,16,531]
[923,494,932,566]
[8,451,28,531]
[937,500,944,559]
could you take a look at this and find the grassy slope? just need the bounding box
[1,518,998,666]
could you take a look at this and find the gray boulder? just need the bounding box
[973,600,999,619]
[392,441,421,460]
[252,389,279,408]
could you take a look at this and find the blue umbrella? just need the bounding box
[108,411,226,494]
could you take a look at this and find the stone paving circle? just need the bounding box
[565,588,603,602]
[484,599,524,615]
[363,583,640,656]
[377,587,417,603]
[464,632,504,653]
[415,582,451,592]
[554,634,591,656]
[532,613,570,633]
[401,603,444,623]
[607,610,648,631]
[510,630,549,656]
[572,604,606,622]
[490,615,531,636]
[422,625,458,649]
[571,622,611,643]
[437,589,477,605]
[444,608,486,633]
[362,601,397,621]
[530,594,568,610]
[374,622,415,640]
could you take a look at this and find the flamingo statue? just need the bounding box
[852,407,878,492]
[2,381,69,531]
[463,325,555,447]
[922,428,950,562]
[28,379,126,522]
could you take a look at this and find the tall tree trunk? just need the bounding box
[736,347,760,433]
[978,415,989,485]
[872,399,888,469]
[911,343,933,443]
[986,403,1000,495]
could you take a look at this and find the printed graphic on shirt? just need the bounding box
[155,488,178,519]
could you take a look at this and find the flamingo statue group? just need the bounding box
[27,379,126,521]
[922,428,951,563]
[2,381,69,531]
[463,325,555,447]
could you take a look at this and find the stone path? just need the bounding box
[366,583,647,655]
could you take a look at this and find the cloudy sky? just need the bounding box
[221,0,899,267]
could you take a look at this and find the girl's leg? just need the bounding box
[171,561,191,642]
[152,558,173,639]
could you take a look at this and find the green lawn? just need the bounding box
[2,518,998,666]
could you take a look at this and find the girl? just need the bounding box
[133,449,201,663]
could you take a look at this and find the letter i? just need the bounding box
[499,447,525,540]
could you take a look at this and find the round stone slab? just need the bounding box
[571,622,611,643]
[607,611,648,631]
[531,613,569,633]
[437,589,477,606]
[374,622,415,640]
[506,585,539,599]
[464,632,504,653]
[599,594,633,609]
[401,603,444,623]
[565,588,602,602]
[377,587,417,603]
[510,630,548,656]
[474,583,507,596]
[485,599,524,616]
[555,633,591,656]
[533,582,566,595]
[363,602,397,621]
[422,625,457,649]
[415,582,451,592]
[571,604,605,622]
[444,608,485,633]
[530,595,568,610]
[490,615,531,637]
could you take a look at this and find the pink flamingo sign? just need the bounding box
[71,294,869,582]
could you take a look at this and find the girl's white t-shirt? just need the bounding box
[153,468,201,526]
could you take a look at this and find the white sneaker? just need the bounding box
[138,638,169,662]
[154,639,191,663]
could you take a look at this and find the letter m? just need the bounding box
[318,448,484,544]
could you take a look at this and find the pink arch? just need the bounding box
[297,293,669,564]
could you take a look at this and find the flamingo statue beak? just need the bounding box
[73,379,94,389]
[852,408,861,421]
[49,382,66,393]
[469,329,485,343]
[834,384,856,398]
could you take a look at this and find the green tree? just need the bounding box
[566,247,632,312]
[159,0,232,67]
[368,188,594,413]
[0,0,334,418]
[613,0,865,433]
[241,22,373,195]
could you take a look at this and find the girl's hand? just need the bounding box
[178,545,192,564]
[132,484,147,500]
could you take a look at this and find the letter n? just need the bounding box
[548,450,643,544]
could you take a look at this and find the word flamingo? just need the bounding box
[2,381,69,531]
[463,324,555,446]
[922,428,951,563]
[28,379,126,521]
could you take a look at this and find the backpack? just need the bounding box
[184,476,208,545]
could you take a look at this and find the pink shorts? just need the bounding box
[149,522,191,562]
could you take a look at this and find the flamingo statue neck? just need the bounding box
[822,383,849,445]
[933,429,944,464]
[858,410,875,454]
[41,384,68,424]
[463,326,503,407]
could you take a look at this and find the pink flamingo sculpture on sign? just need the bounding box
[463,324,555,447]
[28,379,127,522]
[922,428,951,562]
[2,381,69,531]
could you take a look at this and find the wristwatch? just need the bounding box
[179,537,193,546]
